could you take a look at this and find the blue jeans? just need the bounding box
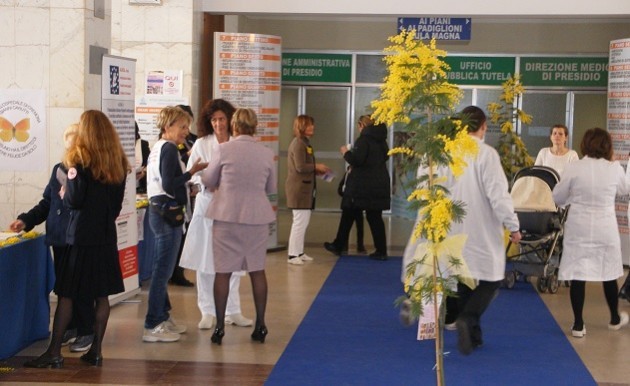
[144,207,183,329]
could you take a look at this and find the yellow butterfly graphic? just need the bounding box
[0,116,30,142]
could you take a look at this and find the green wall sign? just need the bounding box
[443,56,515,85]
[521,57,608,87]
[282,53,352,83]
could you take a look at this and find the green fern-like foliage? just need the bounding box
[487,74,534,182]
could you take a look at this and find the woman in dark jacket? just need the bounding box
[11,124,95,352]
[24,110,130,368]
[325,122,391,260]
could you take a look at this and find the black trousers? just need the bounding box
[333,208,386,254]
[457,280,501,345]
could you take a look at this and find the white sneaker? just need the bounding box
[300,254,314,261]
[198,314,215,330]
[609,311,629,331]
[143,321,181,342]
[288,257,304,265]
[226,313,253,327]
[571,325,586,338]
[164,317,187,334]
[399,299,416,327]
[444,322,457,331]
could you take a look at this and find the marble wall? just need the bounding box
[0,0,200,232]
[111,0,201,119]
[0,1,108,230]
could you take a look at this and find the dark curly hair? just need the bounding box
[580,127,613,161]
[197,99,236,138]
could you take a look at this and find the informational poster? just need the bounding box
[417,293,442,340]
[135,95,188,143]
[101,54,141,303]
[214,32,282,249]
[609,38,630,265]
[146,70,183,96]
[146,71,164,95]
[0,89,46,171]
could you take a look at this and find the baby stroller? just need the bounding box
[504,166,568,293]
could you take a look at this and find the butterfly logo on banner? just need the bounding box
[0,116,30,142]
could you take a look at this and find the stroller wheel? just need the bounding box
[536,277,549,293]
[547,273,560,294]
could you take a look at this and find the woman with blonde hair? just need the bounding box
[201,108,276,345]
[143,106,208,343]
[285,115,330,265]
[24,111,130,368]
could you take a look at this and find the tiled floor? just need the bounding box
[2,210,630,385]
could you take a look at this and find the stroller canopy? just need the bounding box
[511,166,559,212]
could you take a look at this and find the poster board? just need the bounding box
[609,38,630,266]
[101,54,141,303]
[213,32,282,249]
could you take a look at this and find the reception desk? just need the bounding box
[0,235,54,360]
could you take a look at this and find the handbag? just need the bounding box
[337,168,351,197]
[151,199,185,227]
[337,172,346,197]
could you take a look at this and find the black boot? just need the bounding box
[170,266,194,287]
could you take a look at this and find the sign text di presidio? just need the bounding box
[521,57,608,87]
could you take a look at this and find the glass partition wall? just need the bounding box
[279,52,608,214]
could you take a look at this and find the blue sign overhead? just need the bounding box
[397,17,472,41]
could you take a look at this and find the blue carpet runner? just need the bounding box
[266,256,595,386]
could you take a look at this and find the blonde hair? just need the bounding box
[358,115,373,129]
[63,110,130,184]
[292,115,314,138]
[63,123,78,151]
[232,108,258,135]
[156,106,192,138]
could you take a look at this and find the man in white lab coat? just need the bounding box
[448,106,521,355]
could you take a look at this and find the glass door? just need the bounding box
[520,92,569,158]
[278,86,351,211]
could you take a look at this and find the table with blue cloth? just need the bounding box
[0,235,54,360]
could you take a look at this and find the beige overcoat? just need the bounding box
[285,137,316,209]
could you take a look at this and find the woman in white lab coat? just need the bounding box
[552,127,629,338]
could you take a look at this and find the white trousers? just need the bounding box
[196,271,242,316]
[288,209,312,257]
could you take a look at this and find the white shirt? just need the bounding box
[534,147,579,176]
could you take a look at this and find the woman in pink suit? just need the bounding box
[201,108,277,345]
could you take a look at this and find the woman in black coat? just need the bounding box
[24,110,130,369]
[325,122,391,260]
